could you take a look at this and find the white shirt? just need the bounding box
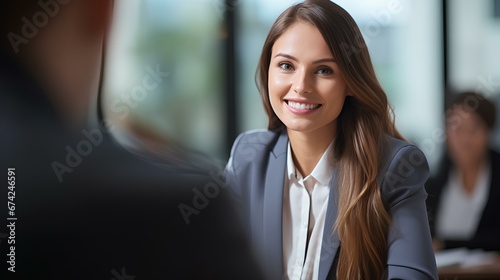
[436,163,491,240]
[282,141,334,280]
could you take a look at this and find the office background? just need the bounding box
[100,0,500,172]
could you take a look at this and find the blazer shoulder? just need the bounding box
[491,149,500,167]
[229,129,282,158]
[381,136,427,167]
[234,129,278,145]
[226,129,283,177]
[488,149,500,194]
[380,135,430,207]
[383,135,417,155]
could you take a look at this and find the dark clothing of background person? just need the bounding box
[0,48,262,279]
[426,149,500,251]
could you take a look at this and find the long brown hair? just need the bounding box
[256,0,404,278]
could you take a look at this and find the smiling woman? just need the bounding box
[268,22,348,177]
[225,1,438,279]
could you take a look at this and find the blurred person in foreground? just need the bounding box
[427,92,500,252]
[0,0,261,279]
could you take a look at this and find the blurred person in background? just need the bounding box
[0,0,261,279]
[427,92,500,252]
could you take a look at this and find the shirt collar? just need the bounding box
[286,140,335,186]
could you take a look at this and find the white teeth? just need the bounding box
[288,101,320,110]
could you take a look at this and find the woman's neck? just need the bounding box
[287,126,336,177]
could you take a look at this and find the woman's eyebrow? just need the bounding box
[273,53,336,63]
[313,57,336,64]
[274,53,297,61]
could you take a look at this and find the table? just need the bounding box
[438,255,500,280]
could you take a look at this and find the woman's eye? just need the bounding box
[279,63,294,71]
[316,67,333,75]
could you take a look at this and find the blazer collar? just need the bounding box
[263,129,287,279]
[319,169,340,280]
[271,128,288,158]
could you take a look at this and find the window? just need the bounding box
[448,0,500,150]
[101,0,226,158]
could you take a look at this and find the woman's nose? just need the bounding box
[292,70,312,95]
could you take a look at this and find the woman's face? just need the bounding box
[268,21,347,137]
[446,106,490,166]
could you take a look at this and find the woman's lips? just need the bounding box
[285,100,322,115]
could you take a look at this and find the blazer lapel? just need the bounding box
[318,170,340,280]
[263,130,288,280]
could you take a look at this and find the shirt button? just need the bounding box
[302,222,308,228]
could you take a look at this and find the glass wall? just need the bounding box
[101,0,226,158]
[448,0,500,150]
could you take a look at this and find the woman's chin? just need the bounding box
[283,122,317,133]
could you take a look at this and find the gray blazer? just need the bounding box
[225,128,438,280]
